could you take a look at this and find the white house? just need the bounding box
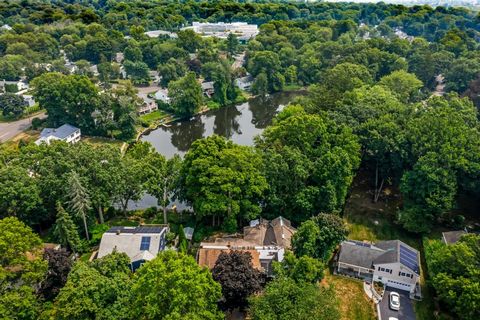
[35,124,81,145]
[235,76,253,91]
[97,225,169,270]
[22,95,35,107]
[336,239,421,299]
[154,89,170,103]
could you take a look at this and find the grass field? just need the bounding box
[324,273,376,320]
[139,110,170,125]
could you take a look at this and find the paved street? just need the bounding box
[0,112,46,142]
[379,288,416,320]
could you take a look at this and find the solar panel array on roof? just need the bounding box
[400,244,419,274]
[350,240,372,248]
[107,226,166,234]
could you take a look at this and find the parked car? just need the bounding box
[389,292,400,311]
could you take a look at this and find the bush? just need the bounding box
[4,83,18,93]
[90,224,110,246]
[143,206,158,219]
[31,117,44,130]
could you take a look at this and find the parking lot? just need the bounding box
[379,288,416,320]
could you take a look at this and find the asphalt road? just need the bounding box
[379,288,416,320]
[0,112,46,142]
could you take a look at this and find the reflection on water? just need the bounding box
[141,92,298,158]
[128,92,299,210]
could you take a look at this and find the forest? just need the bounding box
[1,1,480,320]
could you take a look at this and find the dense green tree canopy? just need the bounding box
[292,213,348,261]
[425,234,480,320]
[249,277,340,320]
[179,135,267,231]
[257,106,360,222]
[128,251,223,320]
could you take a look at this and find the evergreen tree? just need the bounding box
[53,203,81,253]
[66,171,91,241]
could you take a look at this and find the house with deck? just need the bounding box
[97,225,169,271]
[197,216,296,275]
[137,93,158,115]
[336,239,421,299]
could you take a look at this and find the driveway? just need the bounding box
[379,288,416,320]
[0,112,46,142]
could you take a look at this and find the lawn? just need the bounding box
[82,136,124,148]
[139,110,170,125]
[323,272,376,320]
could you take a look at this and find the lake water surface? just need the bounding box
[129,91,299,209]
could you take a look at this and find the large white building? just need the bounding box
[336,239,421,299]
[184,22,259,42]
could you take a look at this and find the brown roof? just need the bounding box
[243,216,296,248]
[197,248,261,270]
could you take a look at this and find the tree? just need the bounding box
[128,251,223,320]
[226,33,239,57]
[292,213,347,261]
[53,252,132,320]
[0,217,47,320]
[176,29,202,53]
[168,72,203,118]
[425,234,480,320]
[0,165,42,224]
[32,73,99,132]
[116,156,145,214]
[257,107,360,222]
[130,142,182,224]
[66,171,91,241]
[178,224,188,253]
[251,72,268,96]
[53,202,81,253]
[0,93,26,118]
[39,248,73,301]
[123,60,150,85]
[273,252,325,283]
[379,70,423,103]
[158,58,187,87]
[179,135,267,231]
[212,251,265,310]
[249,277,340,320]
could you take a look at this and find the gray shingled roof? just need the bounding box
[338,241,385,269]
[40,124,79,139]
[373,240,400,264]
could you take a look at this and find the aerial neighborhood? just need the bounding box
[0,1,479,320]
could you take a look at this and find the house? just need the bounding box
[144,30,178,39]
[154,89,170,103]
[442,230,467,245]
[0,79,29,93]
[97,225,169,271]
[201,81,215,98]
[137,93,158,115]
[22,95,35,107]
[1,24,12,31]
[149,70,160,83]
[235,76,253,91]
[35,124,81,145]
[336,239,421,299]
[197,216,296,275]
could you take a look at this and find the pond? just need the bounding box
[128,91,300,210]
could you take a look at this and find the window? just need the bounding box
[378,266,381,271]
[390,269,392,274]
[380,267,385,272]
[140,236,151,250]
